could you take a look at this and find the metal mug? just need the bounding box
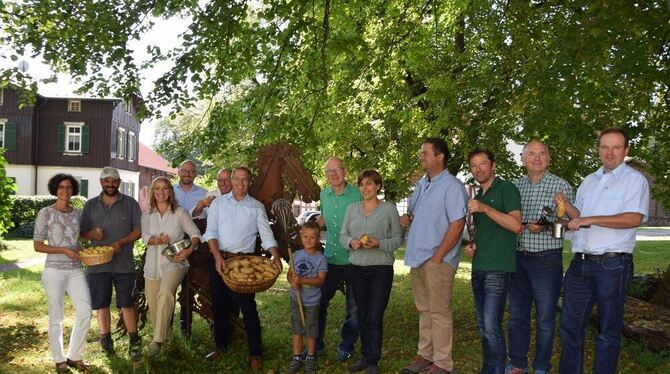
[552,220,565,239]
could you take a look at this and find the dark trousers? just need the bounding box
[208,255,262,356]
[317,263,359,354]
[508,249,563,372]
[350,264,393,366]
[559,254,633,374]
[472,270,511,374]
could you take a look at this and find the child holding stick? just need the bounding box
[287,221,328,374]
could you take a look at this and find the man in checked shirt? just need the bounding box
[505,140,575,374]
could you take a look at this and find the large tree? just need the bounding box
[1,0,667,202]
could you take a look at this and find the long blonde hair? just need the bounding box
[148,176,178,213]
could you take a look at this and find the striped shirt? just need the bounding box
[514,172,575,252]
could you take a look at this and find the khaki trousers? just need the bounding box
[145,267,188,343]
[410,261,456,371]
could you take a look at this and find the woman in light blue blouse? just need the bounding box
[340,170,403,374]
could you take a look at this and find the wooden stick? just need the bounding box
[288,248,306,327]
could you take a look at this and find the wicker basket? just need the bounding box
[222,255,279,293]
[79,246,114,266]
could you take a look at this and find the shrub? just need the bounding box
[0,150,17,238]
[7,195,87,238]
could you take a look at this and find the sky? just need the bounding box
[0,16,191,148]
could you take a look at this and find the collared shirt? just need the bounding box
[174,183,208,214]
[473,177,521,272]
[404,169,468,270]
[320,183,362,265]
[514,172,575,252]
[203,192,278,253]
[80,193,142,273]
[571,163,649,255]
[141,206,203,280]
[190,189,221,219]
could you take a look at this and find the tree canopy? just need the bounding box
[1,0,668,203]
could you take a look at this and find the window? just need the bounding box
[0,88,4,106]
[121,181,135,198]
[68,100,81,112]
[128,132,136,161]
[65,123,83,152]
[117,128,126,159]
[124,99,132,114]
[0,119,4,148]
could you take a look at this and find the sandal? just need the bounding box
[66,359,89,371]
[55,361,70,373]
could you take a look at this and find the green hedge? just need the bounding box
[7,195,87,238]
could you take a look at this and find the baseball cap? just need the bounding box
[100,166,120,180]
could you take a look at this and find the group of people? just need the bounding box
[398,129,648,374]
[33,127,648,374]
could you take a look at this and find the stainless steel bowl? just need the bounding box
[161,239,191,261]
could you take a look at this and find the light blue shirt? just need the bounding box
[174,183,208,213]
[571,163,649,254]
[404,169,468,269]
[203,192,278,253]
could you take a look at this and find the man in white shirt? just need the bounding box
[557,128,649,374]
[203,166,282,370]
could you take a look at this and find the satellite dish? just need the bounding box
[18,60,29,72]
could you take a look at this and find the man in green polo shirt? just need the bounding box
[464,148,522,374]
[314,157,362,361]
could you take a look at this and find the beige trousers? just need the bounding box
[410,261,456,371]
[145,267,188,343]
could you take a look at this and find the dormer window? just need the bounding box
[68,100,81,112]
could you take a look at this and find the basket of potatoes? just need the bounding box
[79,246,115,266]
[222,255,280,293]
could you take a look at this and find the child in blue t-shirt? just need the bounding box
[286,221,328,374]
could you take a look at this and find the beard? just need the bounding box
[103,186,119,197]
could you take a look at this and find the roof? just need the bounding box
[138,142,178,174]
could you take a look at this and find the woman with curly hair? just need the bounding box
[33,174,92,372]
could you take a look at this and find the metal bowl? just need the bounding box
[161,239,191,261]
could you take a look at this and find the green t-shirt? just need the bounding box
[320,183,362,265]
[472,177,521,272]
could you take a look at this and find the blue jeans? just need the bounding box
[472,270,511,374]
[508,249,563,372]
[559,253,633,374]
[317,263,359,354]
[350,265,393,366]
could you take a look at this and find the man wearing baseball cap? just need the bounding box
[80,166,143,359]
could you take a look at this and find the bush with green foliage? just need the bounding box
[7,195,86,238]
[0,150,17,238]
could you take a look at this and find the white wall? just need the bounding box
[6,164,36,195]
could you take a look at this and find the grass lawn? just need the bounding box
[0,239,42,265]
[1,244,669,373]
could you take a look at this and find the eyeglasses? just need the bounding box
[325,167,344,175]
[179,169,196,175]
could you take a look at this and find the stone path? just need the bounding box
[0,256,45,273]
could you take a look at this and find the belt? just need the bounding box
[519,248,562,256]
[574,252,631,262]
[220,251,254,259]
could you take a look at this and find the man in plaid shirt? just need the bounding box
[506,140,574,374]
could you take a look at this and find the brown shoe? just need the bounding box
[206,349,222,361]
[249,355,263,370]
[55,362,70,373]
[66,359,89,371]
[426,364,451,374]
[401,355,433,374]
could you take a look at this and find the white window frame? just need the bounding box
[0,118,6,148]
[128,132,136,161]
[68,99,81,112]
[124,99,132,114]
[0,88,4,106]
[117,127,126,159]
[64,121,84,153]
